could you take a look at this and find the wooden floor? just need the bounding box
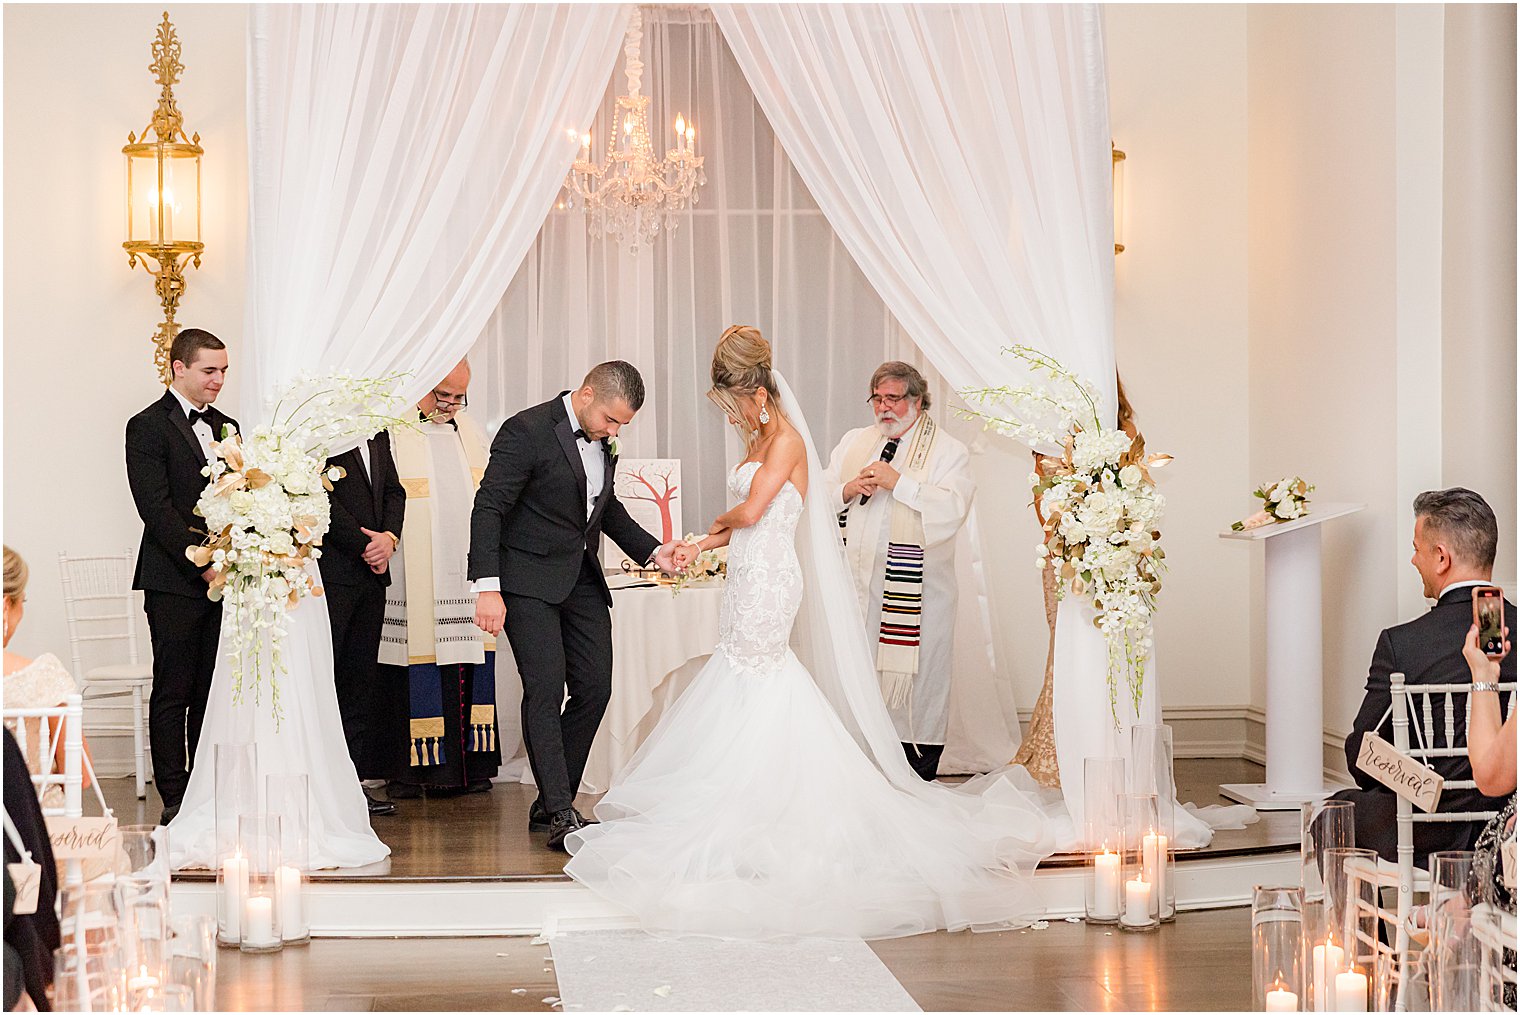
[210,908,1254,1011]
[101,757,1297,882]
[97,759,1278,1011]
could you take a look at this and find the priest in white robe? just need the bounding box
[379,359,501,798]
[822,362,975,781]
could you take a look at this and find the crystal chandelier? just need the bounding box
[561,6,705,251]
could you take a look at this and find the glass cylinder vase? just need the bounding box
[1119,793,1160,933]
[1301,797,1355,1007]
[1084,756,1126,925]
[1131,723,1178,921]
[1252,885,1305,1011]
[1320,846,1377,1013]
[213,741,258,946]
[266,772,311,944]
[1428,850,1479,1013]
[237,815,283,954]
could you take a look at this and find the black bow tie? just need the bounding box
[574,428,592,443]
[188,408,212,427]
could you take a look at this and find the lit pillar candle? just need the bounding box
[1333,970,1367,1012]
[1142,832,1168,909]
[1265,986,1299,1012]
[675,114,686,150]
[127,965,160,995]
[244,896,276,947]
[1312,941,1344,1011]
[1123,877,1152,926]
[1092,850,1120,919]
[276,864,305,940]
[220,853,248,939]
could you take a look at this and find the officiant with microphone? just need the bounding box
[823,362,975,781]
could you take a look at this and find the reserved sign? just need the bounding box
[1356,732,1444,813]
[45,816,120,860]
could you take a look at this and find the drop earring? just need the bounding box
[759,404,770,426]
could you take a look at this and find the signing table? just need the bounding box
[495,574,725,794]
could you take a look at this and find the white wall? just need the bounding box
[1104,5,1253,715]
[4,4,248,762]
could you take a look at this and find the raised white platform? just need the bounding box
[168,849,1296,938]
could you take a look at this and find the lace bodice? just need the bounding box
[716,461,805,675]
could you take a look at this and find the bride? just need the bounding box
[564,326,1060,939]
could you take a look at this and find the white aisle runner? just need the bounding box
[548,930,921,1012]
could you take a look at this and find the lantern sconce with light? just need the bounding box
[1112,143,1127,255]
[122,11,204,385]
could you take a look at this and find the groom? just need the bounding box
[469,361,676,851]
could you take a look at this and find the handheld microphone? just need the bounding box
[858,438,900,506]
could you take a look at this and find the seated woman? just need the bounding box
[2,545,91,810]
[1462,620,1515,1008]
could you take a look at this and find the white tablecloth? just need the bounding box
[494,579,724,794]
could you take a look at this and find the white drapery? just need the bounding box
[711,4,1193,840]
[171,4,630,869]
[471,6,1023,775]
[242,3,629,439]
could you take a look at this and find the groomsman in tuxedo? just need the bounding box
[1333,488,1515,864]
[319,432,406,816]
[469,362,676,851]
[125,329,236,823]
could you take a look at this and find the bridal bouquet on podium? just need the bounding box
[961,347,1172,725]
[1230,476,1314,531]
[187,373,410,724]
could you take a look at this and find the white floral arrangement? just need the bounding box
[960,346,1172,726]
[1231,477,1314,531]
[187,372,411,725]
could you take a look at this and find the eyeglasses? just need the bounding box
[431,389,468,407]
[867,393,910,409]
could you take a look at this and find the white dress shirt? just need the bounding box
[562,392,605,519]
[168,386,215,462]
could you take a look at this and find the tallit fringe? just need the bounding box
[881,669,915,710]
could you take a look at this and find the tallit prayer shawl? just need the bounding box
[838,413,939,708]
[383,413,496,761]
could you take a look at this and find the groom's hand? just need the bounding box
[652,541,679,575]
[474,590,506,636]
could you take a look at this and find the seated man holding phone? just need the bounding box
[1334,487,1515,865]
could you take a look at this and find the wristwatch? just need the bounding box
[384,531,400,549]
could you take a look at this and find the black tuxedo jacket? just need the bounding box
[126,390,239,597]
[468,394,659,607]
[318,432,406,589]
[1345,585,1515,812]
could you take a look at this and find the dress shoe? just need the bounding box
[158,803,181,826]
[387,781,424,800]
[363,785,396,816]
[545,808,586,853]
[530,800,595,832]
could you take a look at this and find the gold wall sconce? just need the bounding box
[123,12,203,384]
[1112,143,1126,255]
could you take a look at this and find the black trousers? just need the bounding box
[902,742,944,781]
[142,590,222,808]
[326,582,401,781]
[503,560,612,814]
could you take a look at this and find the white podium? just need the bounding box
[1219,502,1364,810]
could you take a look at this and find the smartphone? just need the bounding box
[1474,585,1506,659]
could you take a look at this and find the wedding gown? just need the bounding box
[565,378,1064,940]
[168,586,390,870]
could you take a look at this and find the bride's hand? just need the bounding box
[672,544,698,571]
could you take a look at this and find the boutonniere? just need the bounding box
[606,436,620,457]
